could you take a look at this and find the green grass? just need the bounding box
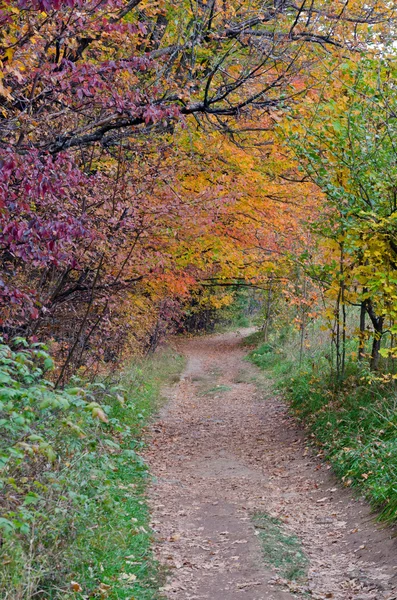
[240,329,268,347]
[252,513,308,581]
[247,338,397,525]
[248,342,294,377]
[0,348,184,599]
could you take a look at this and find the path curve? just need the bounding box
[145,331,397,600]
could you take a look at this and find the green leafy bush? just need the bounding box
[0,337,108,537]
[0,338,184,599]
[248,342,275,368]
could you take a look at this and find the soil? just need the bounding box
[144,330,397,600]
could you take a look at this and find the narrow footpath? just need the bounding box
[145,331,397,600]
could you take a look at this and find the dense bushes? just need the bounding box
[0,338,183,599]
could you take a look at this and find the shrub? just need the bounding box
[0,338,183,598]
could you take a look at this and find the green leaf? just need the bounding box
[23,493,41,506]
[0,518,15,533]
[43,357,54,371]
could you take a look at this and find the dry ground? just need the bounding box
[144,330,397,600]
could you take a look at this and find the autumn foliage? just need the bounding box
[1,0,397,379]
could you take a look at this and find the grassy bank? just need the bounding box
[246,331,397,524]
[0,340,184,599]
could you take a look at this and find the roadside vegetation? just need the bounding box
[246,327,397,525]
[252,512,308,582]
[0,338,184,599]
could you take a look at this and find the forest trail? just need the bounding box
[145,331,397,600]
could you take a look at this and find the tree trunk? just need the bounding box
[262,280,273,342]
[365,299,384,371]
[358,300,366,361]
[370,331,383,371]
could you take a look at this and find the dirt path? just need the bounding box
[145,331,397,600]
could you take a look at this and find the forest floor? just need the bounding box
[144,330,397,600]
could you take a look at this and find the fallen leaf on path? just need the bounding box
[237,581,263,589]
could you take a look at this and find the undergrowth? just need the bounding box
[0,338,184,599]
[246,332,397,525]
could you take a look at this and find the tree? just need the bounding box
[1,0,396,375]
[284,55,397,372]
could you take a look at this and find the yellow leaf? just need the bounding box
[0,80,12,101]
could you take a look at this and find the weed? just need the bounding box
[252,513,308,581]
